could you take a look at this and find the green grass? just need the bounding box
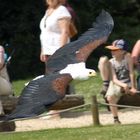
[12,78,32,96]
[0,124,140,140]
[73,73,103,102]
[1,73,140,140]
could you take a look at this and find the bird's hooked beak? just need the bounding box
[88,70,96,77]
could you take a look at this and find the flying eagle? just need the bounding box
[6,10,114,120]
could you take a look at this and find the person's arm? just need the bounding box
[131,40,140,66]
[112,67,130,92]
[0,46,5,70]
[126,53,138,94]
[126,53,136,88]
[110,60,130,93]
[112,53,137,94]
[40,47,49,62]
[58,17,70,47]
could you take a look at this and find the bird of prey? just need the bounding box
[5,10,114,120]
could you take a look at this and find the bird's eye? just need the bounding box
[89,72,92,74]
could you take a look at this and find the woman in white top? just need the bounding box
[40,0,71,73]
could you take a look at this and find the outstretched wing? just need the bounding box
[46,10,114,73]
[6,74,72,120]
[5,10,113,121]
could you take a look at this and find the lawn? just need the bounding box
[0,73,140,140]
[0,125,140,140]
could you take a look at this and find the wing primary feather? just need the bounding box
[46,10,114,73]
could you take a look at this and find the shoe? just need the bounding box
[114,119,121,124]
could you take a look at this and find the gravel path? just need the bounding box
[15,108,140,132]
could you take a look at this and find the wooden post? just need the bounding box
[91,95,100,126]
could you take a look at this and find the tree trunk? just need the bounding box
[118,94,140,106]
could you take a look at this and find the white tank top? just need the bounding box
[110,55,130,84]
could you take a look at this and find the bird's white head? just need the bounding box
[59,62,96,80]
[76,68,96,80]
[87,69,96,77]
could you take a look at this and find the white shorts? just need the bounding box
[105,81,123,101]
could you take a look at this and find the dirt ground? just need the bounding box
[15,108,140,132]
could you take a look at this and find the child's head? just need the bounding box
[106,39,128,58]
[106,39,128,51]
